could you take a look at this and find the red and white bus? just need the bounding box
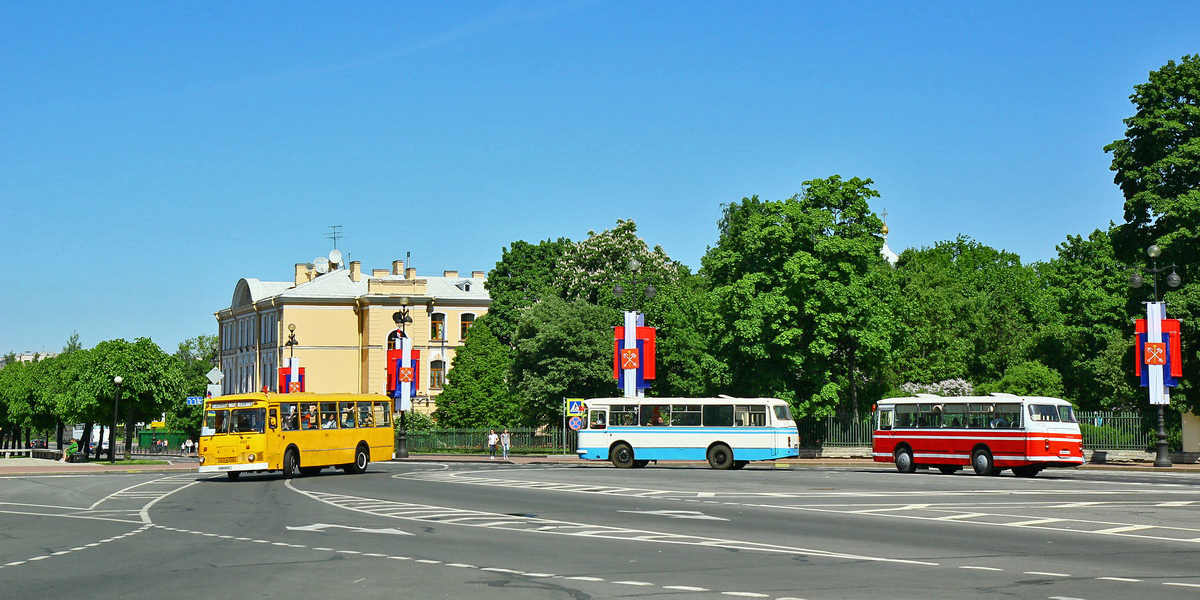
[872,394,1084,477]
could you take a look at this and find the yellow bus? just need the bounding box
[198,392,394,481]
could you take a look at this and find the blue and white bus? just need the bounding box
[576,396,800,469]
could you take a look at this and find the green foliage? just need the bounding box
[400,410,437,431]
[1106,54,1200,413]
[510,297,619,426]
[701,176,897,417]
[483,238,572,347]
[167,334,218,436]
[434,321,521,427]
[85,338,186,459]
[976,361,1065,397]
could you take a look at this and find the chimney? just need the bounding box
[406,267,417,279]
[472,271,486,279]
[372,269,388,278]
[294,263,311,286]
[392,260,404,276]
[350,261,362,282]
[444,270,458,277]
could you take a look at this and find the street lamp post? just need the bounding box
[109,376,123,463]
[1130,244,1182,468]
[613,259,657,398]
[284,323,298,393]
[393,297,413,459]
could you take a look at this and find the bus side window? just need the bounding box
[703,405,733,427]
[895,404,916,428]
[281,403,298,430]
[589,409,606,429]
[373,402,391,427]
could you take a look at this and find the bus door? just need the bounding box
[263,405,282,468]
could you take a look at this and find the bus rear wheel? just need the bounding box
[894,447,916,473]
[972,449,999,476]
[282,450,299,479]
[345,445,369,474]
[611,443,635,468]
[707,444,734,470]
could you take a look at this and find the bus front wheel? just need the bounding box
[895,447,916,473]
[611,443,635,468]
[972,449,999,476]
[707,444,734,470]
[282,449,299,479]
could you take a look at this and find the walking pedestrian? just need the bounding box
[487,429,499,459]
[500,428,511,459]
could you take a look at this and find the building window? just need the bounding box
[460,313,475,340]
[431,313,446,341]
[430,360,446,390]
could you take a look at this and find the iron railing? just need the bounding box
[395,410,1177,454]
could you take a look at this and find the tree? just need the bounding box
[555,219,687,311]
[510,298,619,426]
[890,237,1055,392]
[1105,54,1200,413]
[168,334,218,437]
[976,361,1065,398]
[483,238,572,348]
[435,321,521,427]
[701,176,898,418]
[1033,228,1138,409]
[85,338,186,460]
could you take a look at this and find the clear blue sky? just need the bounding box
[3,1,1198,355]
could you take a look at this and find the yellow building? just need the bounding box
[215,259,489,414]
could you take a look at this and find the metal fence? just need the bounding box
[400,427,576,455]
[398,410,1175,454]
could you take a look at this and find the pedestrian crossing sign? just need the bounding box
[567,399,585,416]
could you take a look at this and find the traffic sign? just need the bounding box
[568,416,583,430]
[206,367,224,385]
[567,399,585,416]
[186,396,203,406]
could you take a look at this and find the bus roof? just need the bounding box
[878,395,1073,406]
[585,396,788,405]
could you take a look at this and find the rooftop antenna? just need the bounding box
[326,225,344,249]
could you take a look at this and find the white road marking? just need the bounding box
[1025,571,1071,577]
[960,566,1004,571]
[286,482,939,566]
[1097,576,1141,582]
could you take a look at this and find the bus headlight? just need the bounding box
[198,456,205,465]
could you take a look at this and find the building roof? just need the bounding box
[228,269,489,310]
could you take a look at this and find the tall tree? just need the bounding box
[168,334,218,437]
[85,338,186,460]
[1106,54,1200,413]
[702,176,897,418]
[483,238,572,348]
[510,297,618,426]
[435,321,521,427]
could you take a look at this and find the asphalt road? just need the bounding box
[2,461,1199,599]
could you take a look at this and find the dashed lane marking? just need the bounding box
[286,482,938,566]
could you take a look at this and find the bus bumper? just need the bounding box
[198,462,269,473]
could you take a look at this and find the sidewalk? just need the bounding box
[3,454,1197,477]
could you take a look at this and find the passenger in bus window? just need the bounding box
[303,405,319,430]
[282,405,298,430]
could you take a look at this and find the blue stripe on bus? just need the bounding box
[576,446,795,461]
